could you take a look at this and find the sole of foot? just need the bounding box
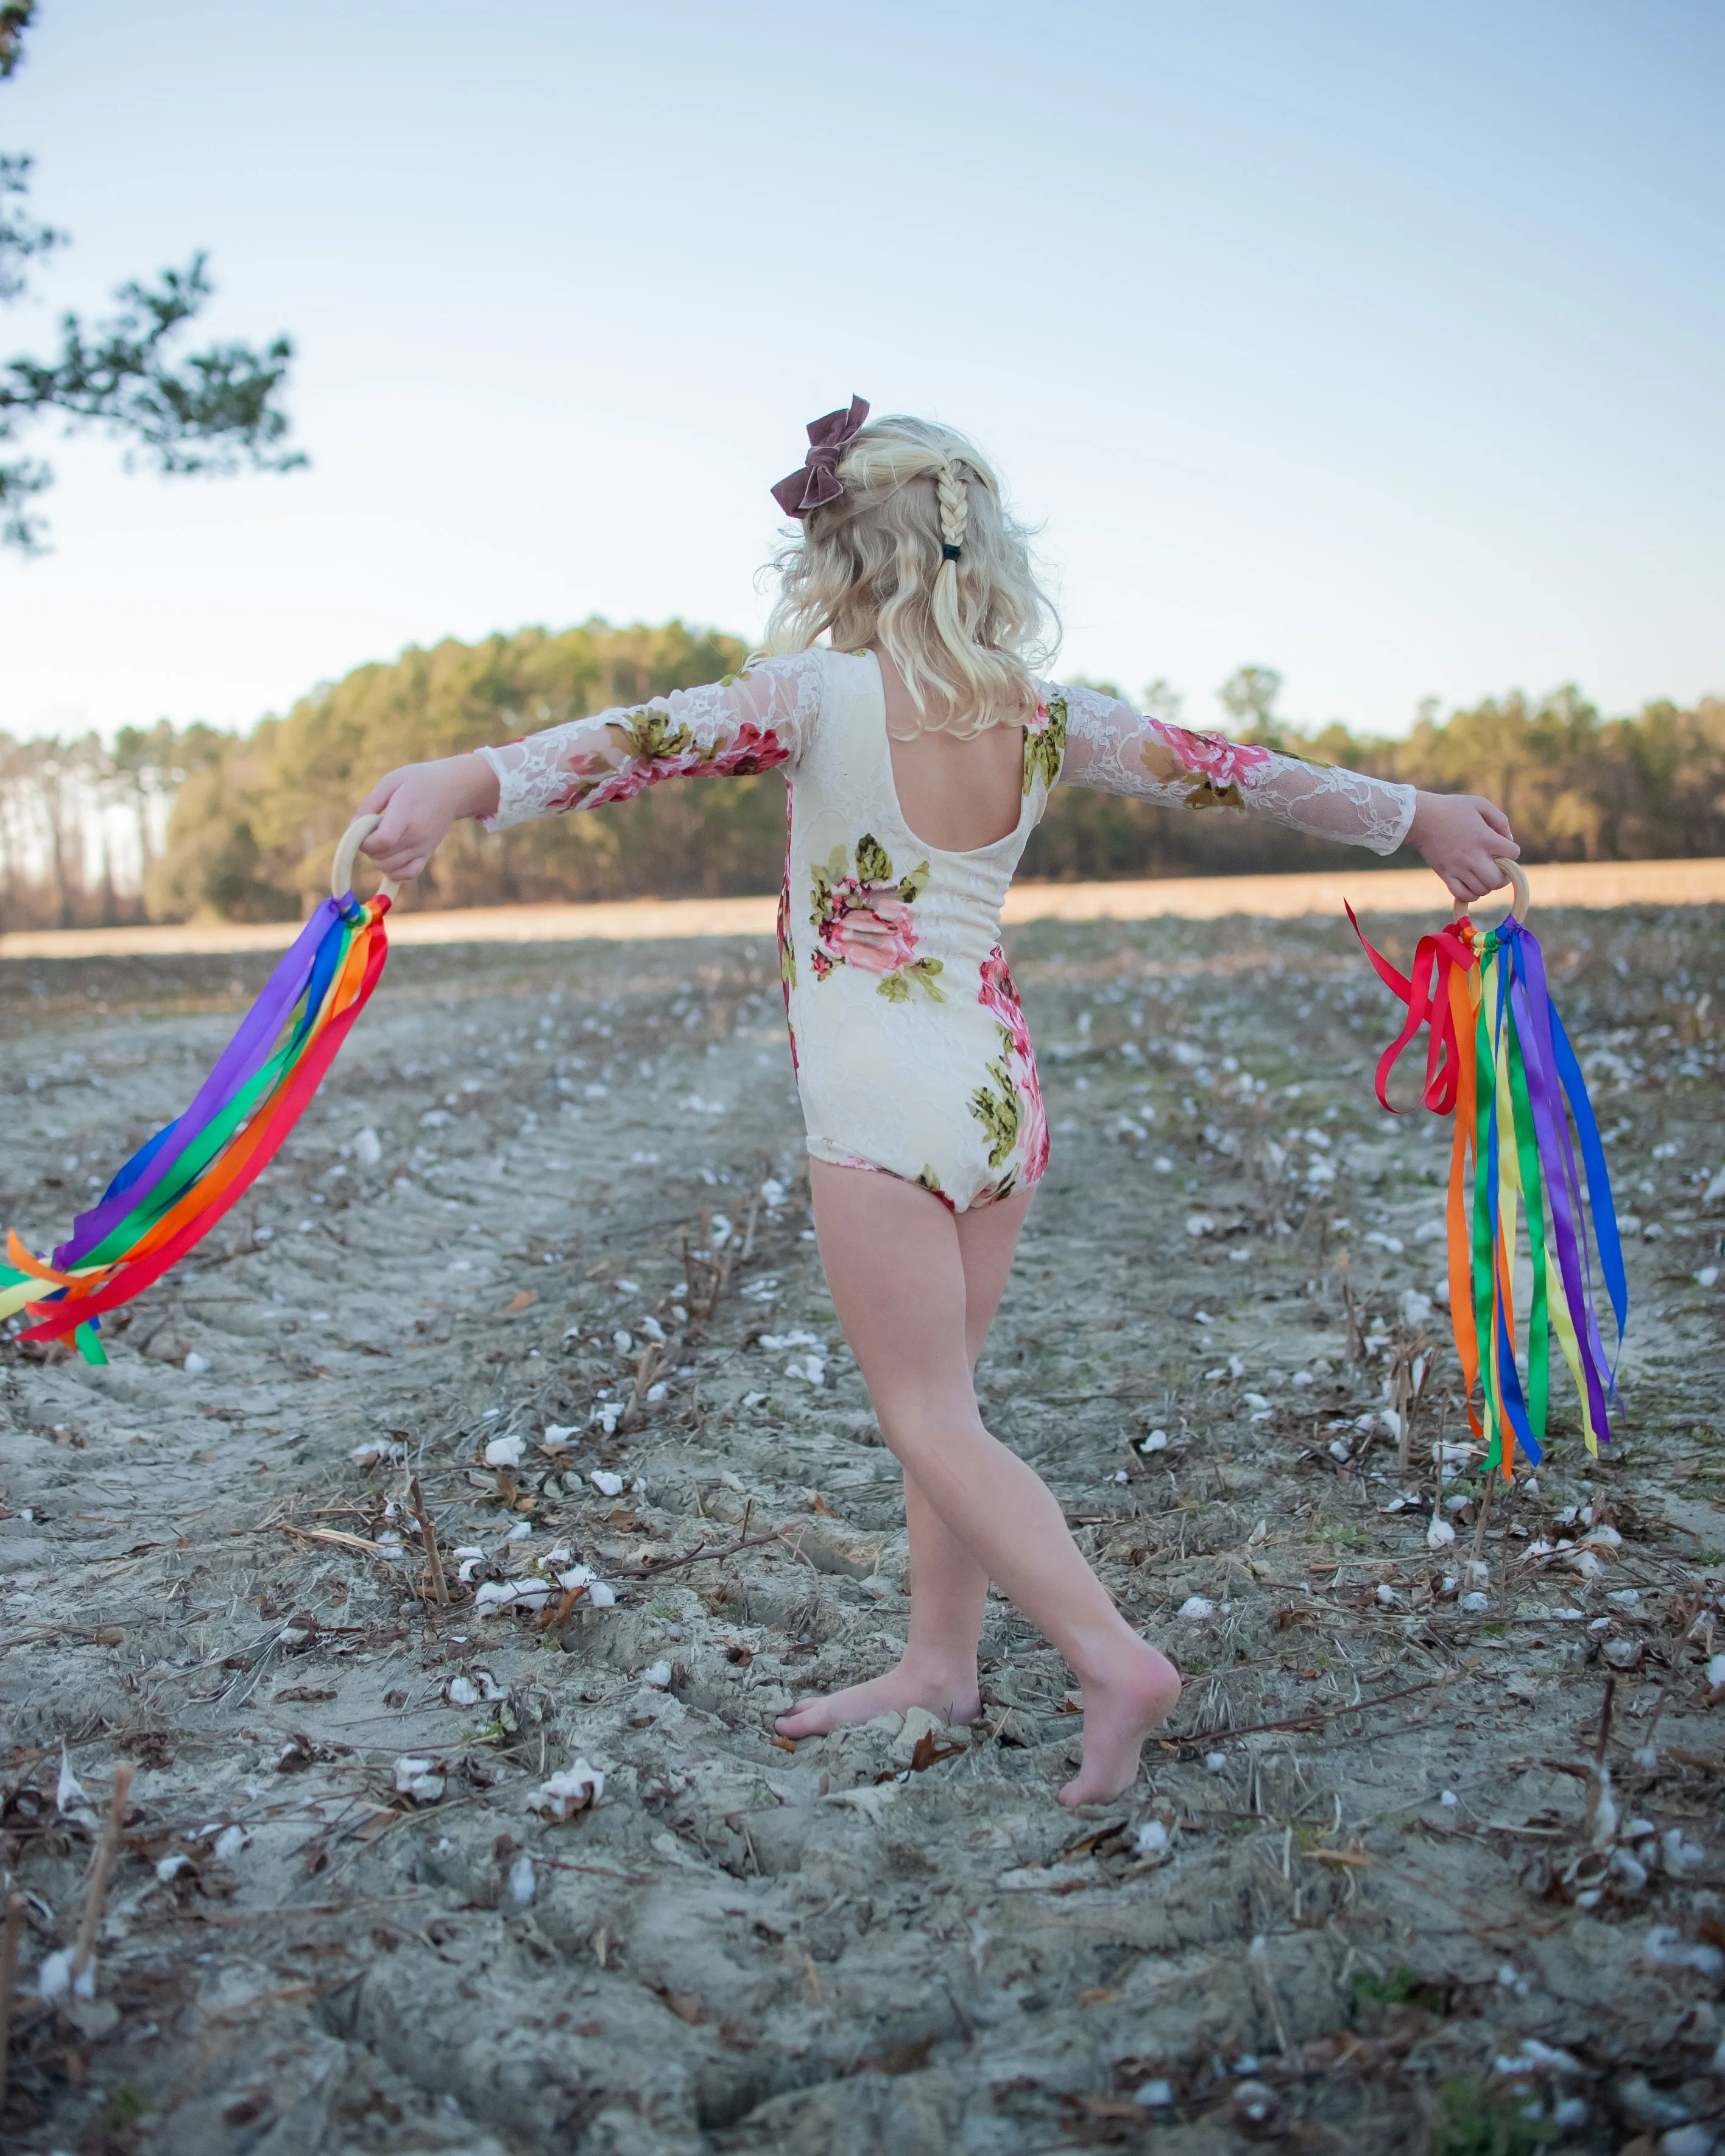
[1056,1650,1182,1808]
[774,1667,981,1741]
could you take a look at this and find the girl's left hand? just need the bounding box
[1408,790,1520,906]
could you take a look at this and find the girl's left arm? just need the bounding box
[1046,683,1517,905]
[358,653,824,881]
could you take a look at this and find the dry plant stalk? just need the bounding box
[618,1340,668,1436]
[1338,1249,1365,1364]
[682,1196,758,1330]
[408,1476,449,1606]
[739,1188,764,1262]
[1389,1334,1431,1477]
[1470,1473,1494,1562]
[0,1892,25,2114]
[71,1762,132,1985]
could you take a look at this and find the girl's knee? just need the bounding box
[874,1395,987,1465]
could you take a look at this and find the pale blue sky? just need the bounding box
[2,0,1720,745]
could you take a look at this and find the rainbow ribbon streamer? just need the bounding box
[1348,901,1626,1478]
[2,887,391,1365]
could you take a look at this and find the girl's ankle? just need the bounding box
[900,1652,978,1688]
[1076,1638,1178,1696]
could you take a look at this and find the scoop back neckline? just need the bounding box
[850,649,1032,862]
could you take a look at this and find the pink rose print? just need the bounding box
[777,795,799,1071]
[707,720,791,780]
[1146,720,1272,792]
[975,946,1049,1185]
[979,946,1034,1062]
[808,834,944,1002]
[546,710,789,816]
[819,884,919,975]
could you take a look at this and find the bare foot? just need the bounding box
[775,1661,982,1741]
[1057,1646,1182,1808]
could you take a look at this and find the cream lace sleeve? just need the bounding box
[476,651,825,831]
[1045,682,1417,856]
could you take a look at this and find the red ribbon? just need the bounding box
[1345,903,1477,1115]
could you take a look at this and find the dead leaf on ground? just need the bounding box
[874,1730,967,1783]
[1060,1818,1129,1859]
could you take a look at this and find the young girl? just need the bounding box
[357,402,1518,1806]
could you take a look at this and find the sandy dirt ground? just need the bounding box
[2,902,1723,2155]
[7,854,1725,963]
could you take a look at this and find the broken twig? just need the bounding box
[275,1523,386,1554]
[1470,1471,1494,1563]
[407,1476,449,1606]
[71,1762,132,1988]
[1339,1249,1366,1365]
[612,1523,788,1580]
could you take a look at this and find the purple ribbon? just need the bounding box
[54,899,344,1268]
[770,396,870,518]
[1509,953,1621,1440]
[1512,929,1623,1389]
[1505,946,1612,1444]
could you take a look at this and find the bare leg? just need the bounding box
[777,1182,1024,1737]
[777,1162,1180,1806]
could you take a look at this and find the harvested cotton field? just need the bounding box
[2,901,1723,2155]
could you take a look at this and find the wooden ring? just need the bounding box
[1452,856,1529,925]
[331,814,403,904]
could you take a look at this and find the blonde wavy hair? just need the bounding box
[763,415,1057,737]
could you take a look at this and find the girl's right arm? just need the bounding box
[358,652,824,882]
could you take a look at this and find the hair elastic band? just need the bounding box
[941,542,962,561]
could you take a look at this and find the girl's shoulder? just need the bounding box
[743,645,856,688]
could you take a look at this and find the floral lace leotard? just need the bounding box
[478,649,1415,1210]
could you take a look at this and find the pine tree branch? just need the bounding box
[1,253,304,549]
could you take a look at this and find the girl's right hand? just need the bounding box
[355,754,501,881]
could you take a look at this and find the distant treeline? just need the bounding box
[2,621,1721,928]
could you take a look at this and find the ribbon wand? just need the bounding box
[1348,857,1626,1479]
[2,817,407,1363]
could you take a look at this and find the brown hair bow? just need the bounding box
[771,395,870,518]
